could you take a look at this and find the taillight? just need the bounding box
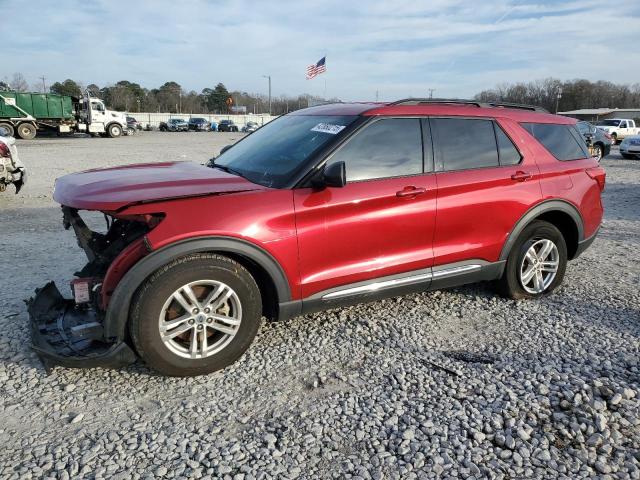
[586,166,606,191]
[0,143,10,158]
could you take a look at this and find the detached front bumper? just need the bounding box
[27,282,137,371]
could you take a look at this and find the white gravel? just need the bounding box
[0,132,638,479]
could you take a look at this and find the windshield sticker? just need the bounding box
[311,123,346,135]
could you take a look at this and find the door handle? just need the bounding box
[396,186,426,197]
[511,171,532,182]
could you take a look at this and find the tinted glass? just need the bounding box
[214,115,357,188]
[431,118,499,171]
[576,122,589,134]
[494,124,522,165]
[327,118,422,182]
[521,123,588,161]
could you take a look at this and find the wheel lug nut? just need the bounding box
[204,308,210,313]
[188,319,195,325]
[206,317,213,323]
[193,308,199,314]
[197,324,203,330]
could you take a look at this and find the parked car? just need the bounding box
[28,99,605,377]
[126,116,141,135]
[619,135,640,159]
[576,121,611,161]
[159,118,189,132]
[0,126,26,193]
[595,118,640,144]
[242,121,260,133]
[210,121,219,132]
[188,117,211,132]
[218,119,239,132]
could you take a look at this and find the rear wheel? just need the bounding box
[0,122,15,138]
[591,143,603,161]
[498,220,567,299]
[16,122,36,140]
[130,253,262,376]
[107,123,123,138]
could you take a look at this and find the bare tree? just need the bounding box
[9,73,28,92]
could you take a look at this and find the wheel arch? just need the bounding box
[500,200,584,262]
[103,236,292,340]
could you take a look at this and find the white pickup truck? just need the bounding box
[595,118,640,144]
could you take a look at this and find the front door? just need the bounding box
[294,117,437,298]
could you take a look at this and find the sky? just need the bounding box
[2,0,640,101]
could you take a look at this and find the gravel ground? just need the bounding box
[0,132,638,479]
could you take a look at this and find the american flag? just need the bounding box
[306,56,326,80]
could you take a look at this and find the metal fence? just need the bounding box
[125,112,277,128]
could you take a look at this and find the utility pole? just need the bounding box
[40,76,46,92]
[555,86,563,114]
[375,90,379,101]
[428,88,435,99]
[262,75,271,115]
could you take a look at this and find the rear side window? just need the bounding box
[328,118,422,182]
[494,125,522,166]
[431,118,499,171]
[521,123,589,161]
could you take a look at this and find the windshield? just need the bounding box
[597,120,621,126]
[213,114,357,188]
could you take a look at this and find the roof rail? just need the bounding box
[389,98,548,113]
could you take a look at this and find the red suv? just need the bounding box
[29,99,605,376]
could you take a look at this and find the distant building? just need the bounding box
[558,108,640,122]
[230,106,247,114]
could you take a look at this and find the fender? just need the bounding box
[103,236,292,340]
[499,199,584,261]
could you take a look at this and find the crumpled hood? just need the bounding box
[53,161,266,211]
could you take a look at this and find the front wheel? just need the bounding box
[497,220,567,299]
[130,253,262,376]
[108,123,123,138]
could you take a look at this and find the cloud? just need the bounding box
[1,0,639,100]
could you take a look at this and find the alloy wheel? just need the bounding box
[158,280,242,359]
[519,238,559,294]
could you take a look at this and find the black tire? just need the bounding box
[592,143,603,161]
[16,122,36,140]
[497,220,567,299]
[130,253,262,376]
[621,153,635,159]
[0,122,15,138]
[107,123,123,138]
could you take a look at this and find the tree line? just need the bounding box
[0,73,330,115]
[474,78,640,113]
[2,73,639,114]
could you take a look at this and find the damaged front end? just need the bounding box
[27,207,160,371]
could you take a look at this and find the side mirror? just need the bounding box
[322,161,346,188]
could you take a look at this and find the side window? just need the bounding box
[328,118,422,182]
[431,118,499,171]
[521,123,588,161]
[494,124,522,166]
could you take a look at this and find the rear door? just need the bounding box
[431,116,542,266]
[293,117,437,298]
